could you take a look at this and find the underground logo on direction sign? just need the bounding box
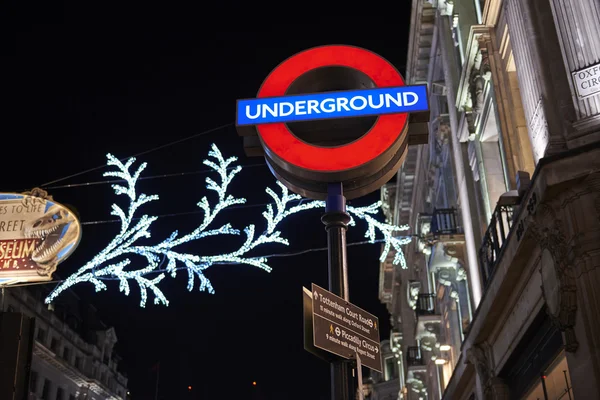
[236,85,428,125]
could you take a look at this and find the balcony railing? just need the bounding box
[407,346,425,367]
[418,208,461,238]
[415,293,436,316]
[431,208,460,234]
[478,203,517,286]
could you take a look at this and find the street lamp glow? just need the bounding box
[435,359,447,365]
[439,344,451,351]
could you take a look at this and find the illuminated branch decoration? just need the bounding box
[345,203,411,269]
[45,145,410,307]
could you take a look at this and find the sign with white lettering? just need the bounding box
[236,85,428,126]
[311,283,382,372]
[572,62,600,99]
[235,45,430,200]
[0,192,81,286]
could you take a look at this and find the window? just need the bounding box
[29,370,38,393]
[41,379,51,400]
[62,346,70,362]
[384,357,395,381]
[50,337,59,352]
[37,328,47,344]
[523,351,574,400]
[7,305,16,312]
[75,356,82,370]
[56,387,64,400]
[69,395,76,400]
[452,17,465,68]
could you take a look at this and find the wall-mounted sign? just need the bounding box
[572,62,600,99]
[0,192,81,286]
[236,45,430,200]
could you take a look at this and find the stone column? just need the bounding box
[550,0,600,126]
[504,0,569,161]
[437,9,484,307]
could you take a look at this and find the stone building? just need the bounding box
[362,340,403,400]
[1,286,128,400]
[378,0,600,399]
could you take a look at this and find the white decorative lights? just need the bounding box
[45,144,410,307]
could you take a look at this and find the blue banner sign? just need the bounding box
[236,85,429,126]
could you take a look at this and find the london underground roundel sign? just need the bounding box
[236,45,429,200]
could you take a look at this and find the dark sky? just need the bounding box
[4,4,411,399]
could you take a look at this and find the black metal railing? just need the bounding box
[431,208,460,234]
[406,346,425,367]
[415,293,436,316]
[417,208,461,238]
[479,204,517,286]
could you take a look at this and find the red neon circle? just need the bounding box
[256,45,408,172]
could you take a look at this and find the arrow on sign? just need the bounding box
[375,347,379,354]
[314,291,319,299]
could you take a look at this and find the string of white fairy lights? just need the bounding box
[41,144,411,307]
[10,238,386,289]
[9,123,411,306]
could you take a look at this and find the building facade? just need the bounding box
[362,340,403,400]
[378,0,600,399]
[1,286,128,400]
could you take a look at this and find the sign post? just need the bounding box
[322,183,352,399]
[356,352,364,400]
[236,45,429,400]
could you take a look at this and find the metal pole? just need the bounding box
[541,373,549,400]
[563,370,572,400]
[356,352,364,400]
[322,182,351,400]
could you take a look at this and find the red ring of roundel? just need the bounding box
[256,45,408,172]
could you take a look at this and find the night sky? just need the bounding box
[4,4,411,399]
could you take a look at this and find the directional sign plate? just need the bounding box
[311,283,382,372]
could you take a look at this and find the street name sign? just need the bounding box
[572,61,600,99]
[311,283,382,372]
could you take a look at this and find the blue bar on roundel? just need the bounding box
[236,85,429,126]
